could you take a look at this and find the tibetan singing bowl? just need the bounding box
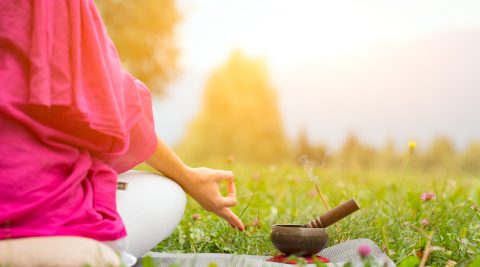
[270,224,328,256]
[271,199,360,256]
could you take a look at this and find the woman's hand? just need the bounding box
[183,167,245,231]
[145,137,244,230]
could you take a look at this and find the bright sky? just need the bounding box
[155,0,480,150]
[176,0,480,70]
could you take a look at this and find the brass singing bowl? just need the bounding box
[270,224,328,256]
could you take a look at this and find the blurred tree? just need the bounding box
[295,129,328,164]
[377,139,400,169]
[296,130,310,153]
[96,0,180,94]
[421,136,456,170]
[176,51,289,163]
[460,141,480,173]
[337,133,377,169]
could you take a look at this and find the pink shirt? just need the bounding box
[0,0,157,241]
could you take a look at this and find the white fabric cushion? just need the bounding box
[0,236,121,267]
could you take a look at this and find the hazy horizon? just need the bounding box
[153,0,480,151]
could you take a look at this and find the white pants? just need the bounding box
[111,171,186,260]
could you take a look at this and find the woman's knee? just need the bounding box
[116,171,187,257]
[117,170,186,206]
[117,170,187,222]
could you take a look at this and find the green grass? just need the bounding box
[151,163,480,266]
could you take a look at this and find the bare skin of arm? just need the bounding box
[145,137,245,231]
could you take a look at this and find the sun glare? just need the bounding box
[220,1,406,71]
[234,2,370,61]
[190,0,480,69]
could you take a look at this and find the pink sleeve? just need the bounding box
[108,74,158,174]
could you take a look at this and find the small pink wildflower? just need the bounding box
[420,192,436,201]
[420,219,430,226]
[308,189,318,197]
[191,214,201,220]
[357,244,371,258]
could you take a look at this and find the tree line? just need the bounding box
[176,51,480,173]
[96,1,479,173]
[295,132,480,172]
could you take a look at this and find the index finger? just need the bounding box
[216,170,234,182]
[226,177,236,198]
[216,207,245,231]
[217,176,237,207]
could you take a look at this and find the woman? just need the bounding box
[0,0,244,265]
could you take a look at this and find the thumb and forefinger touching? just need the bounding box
[215,170,245,231]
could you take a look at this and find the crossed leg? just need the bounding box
[115,170,186,259]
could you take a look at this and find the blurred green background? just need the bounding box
[96,1,480,265]
[95,0,480,172]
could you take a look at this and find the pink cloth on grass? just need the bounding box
[0,0,157,241]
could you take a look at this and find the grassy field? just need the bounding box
[150,163,480,266]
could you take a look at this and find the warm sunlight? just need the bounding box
[235,1,383,61]
[167,0,480,151]
[3,1,480,266]
[178,0,480,69]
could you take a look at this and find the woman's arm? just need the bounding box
[145,137,245,230]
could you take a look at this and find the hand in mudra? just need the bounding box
[183,167,245,231]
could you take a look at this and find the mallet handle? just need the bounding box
[304,199,360,228]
